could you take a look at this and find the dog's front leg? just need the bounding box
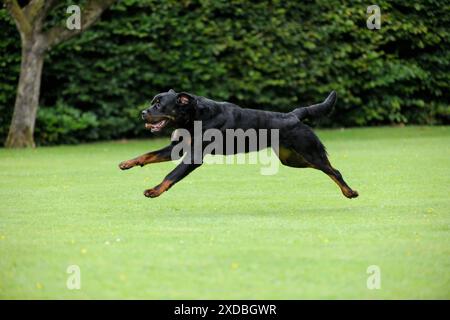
[119,145,173,170]
[144,162,202,198]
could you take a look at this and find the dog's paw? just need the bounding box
[119,160,136,170]
[344,189,359,199]
[144,187,162,198]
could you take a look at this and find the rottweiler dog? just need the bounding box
[119,89,358,199]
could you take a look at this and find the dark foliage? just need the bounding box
[1,0,448,145]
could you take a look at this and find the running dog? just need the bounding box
[119,89,359,199]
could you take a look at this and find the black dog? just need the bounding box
[119,89,358,199]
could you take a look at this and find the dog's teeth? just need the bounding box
[145,119,167,132]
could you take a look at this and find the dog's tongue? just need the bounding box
[146,120,167,132]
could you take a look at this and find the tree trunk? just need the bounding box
[5,38,45,148]
[3,0,115,148]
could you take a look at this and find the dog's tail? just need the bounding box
[291,91,337,120]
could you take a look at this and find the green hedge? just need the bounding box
[1,0,449,145]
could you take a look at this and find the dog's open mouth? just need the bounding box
[145,119,169,132]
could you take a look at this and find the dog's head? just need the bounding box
[141,89,196,132]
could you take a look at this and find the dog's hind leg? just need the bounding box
[308,156,359,199]
[274,146,311,168]
[275,145,358,199]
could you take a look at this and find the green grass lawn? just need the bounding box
[0,126,449,299]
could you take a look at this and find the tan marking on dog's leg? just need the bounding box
[143,179,173,198]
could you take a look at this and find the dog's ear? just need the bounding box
[176,92,195,106]
[168,89,176,94]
